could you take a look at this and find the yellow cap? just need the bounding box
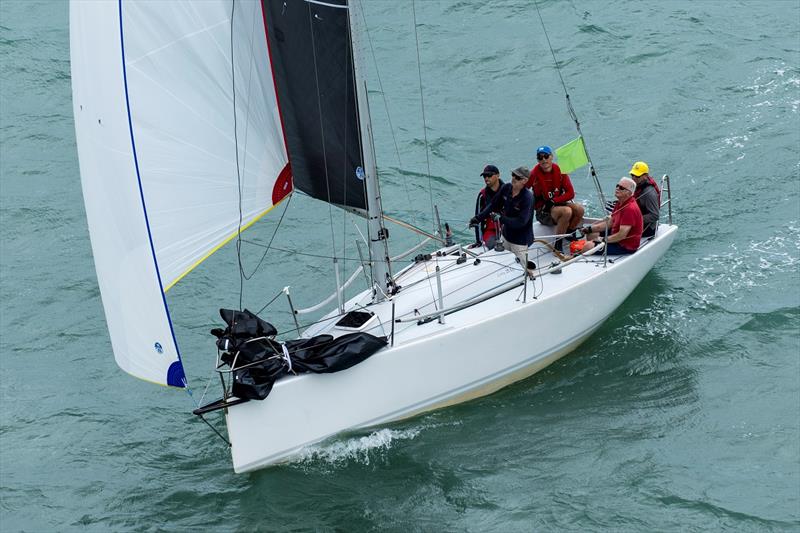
[629,161,649,177]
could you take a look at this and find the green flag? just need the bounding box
[555,136,589,174]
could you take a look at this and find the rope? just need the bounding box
[183,375,231,446]
[229,0,246,311]
[240,239,362,261]
[230,0,292,306]
[256,288,287,315]
[532,0,607,209]
[239,194,293,280]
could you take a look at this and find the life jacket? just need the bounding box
[480,187,500,233]
[530,163,571,209]
[477,186,500,234]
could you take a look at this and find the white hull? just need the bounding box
[226,224,677,473]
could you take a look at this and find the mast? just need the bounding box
[347,0,393,301]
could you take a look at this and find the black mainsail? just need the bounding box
[262,0,367,212]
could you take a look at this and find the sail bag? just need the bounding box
[212,309,387,401]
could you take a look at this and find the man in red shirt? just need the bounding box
[528,145,585,253]
[579,177,643,254]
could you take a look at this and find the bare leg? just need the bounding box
[568,203,585,230]
[550,206,572,253]
[550,205,572,236]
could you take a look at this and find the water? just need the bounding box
[2,0,799,530]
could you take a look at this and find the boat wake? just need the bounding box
[292,427,423,468]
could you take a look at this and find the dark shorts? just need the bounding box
[536,202,574,226]
[604,242,636,255]
[535,209,556,226]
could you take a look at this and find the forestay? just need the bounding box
[71,0,289,386]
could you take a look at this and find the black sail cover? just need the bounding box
[262,0,367,211]
[211,309,387,401]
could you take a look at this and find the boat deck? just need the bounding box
[304,222,659,347]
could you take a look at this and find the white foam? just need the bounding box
[715,62,799,161]
[608,292,690,350]
[293,427,423,467]
[687,225,800,304]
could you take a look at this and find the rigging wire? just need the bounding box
[346,2,376,285]
[532,0,607,209]
[340,7,353,285]
[409,0,441,308]
[410,0,436,232]
[306,2,340,267]
[278,254,524,337]
[357,1,422,237]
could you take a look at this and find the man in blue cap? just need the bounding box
[527,145,585,253]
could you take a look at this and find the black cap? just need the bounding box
[480,164,500,177]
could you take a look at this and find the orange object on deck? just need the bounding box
[570,240,587,254]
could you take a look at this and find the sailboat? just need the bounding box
[71,0,677,473]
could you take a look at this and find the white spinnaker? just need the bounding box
[71,0,288,386]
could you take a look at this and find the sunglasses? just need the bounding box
[536,153,551,161]
[512,174,527,181]
[615,185,630,192]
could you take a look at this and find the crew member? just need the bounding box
[629,161,660,238]
[528,145,585,253]
[580,177,643,255]
[470,166,535,277]
[474,164,504,248]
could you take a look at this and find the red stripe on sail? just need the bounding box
[272,162,293,205]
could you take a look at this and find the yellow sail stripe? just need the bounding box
[163,194,292,293]
[120,367,174,388]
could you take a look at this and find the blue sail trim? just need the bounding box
[167,361,187,388]
[118,0,186,389]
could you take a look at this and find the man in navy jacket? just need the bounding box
[470,166,534,277]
